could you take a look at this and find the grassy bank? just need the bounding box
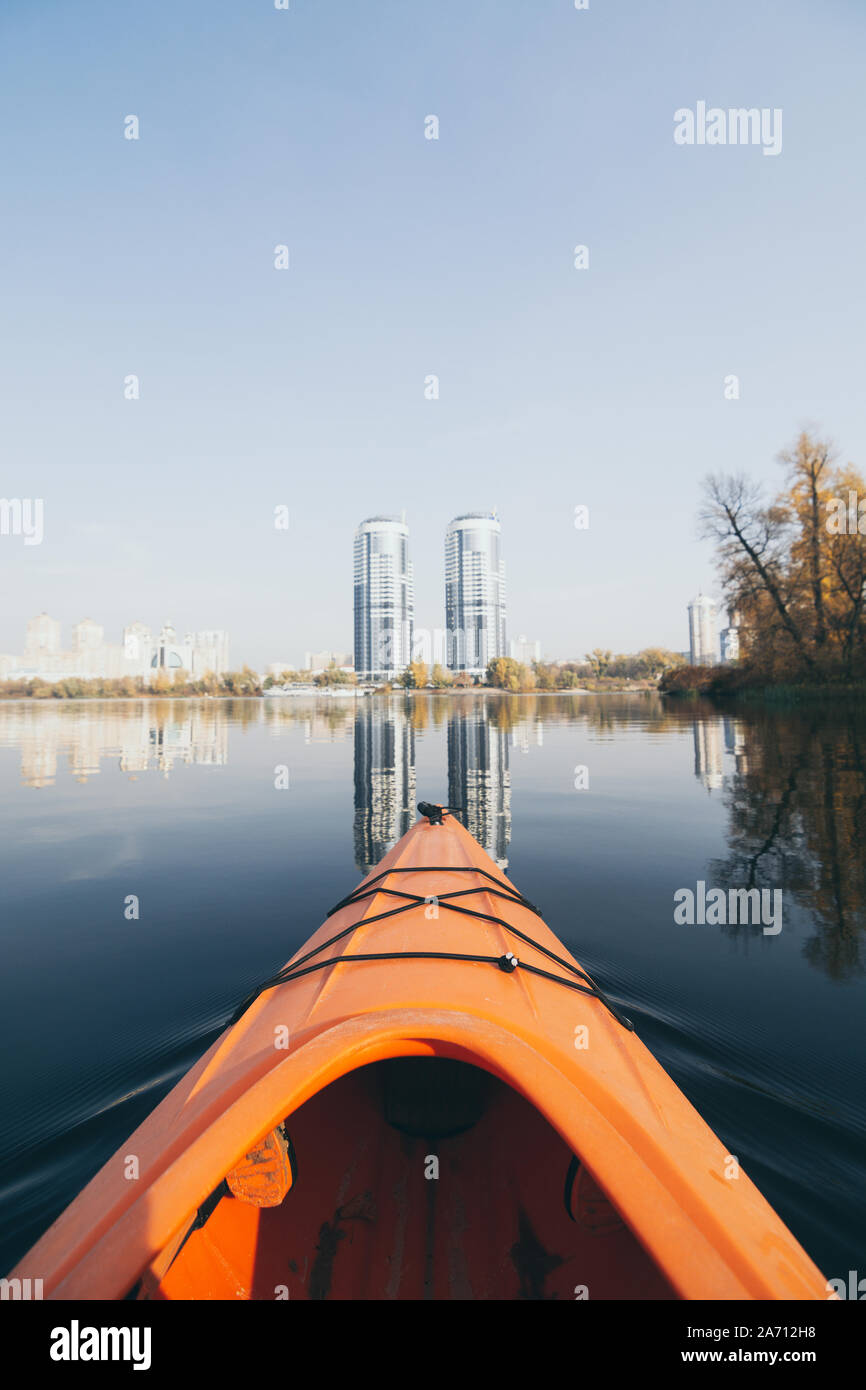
[658,664,866,705]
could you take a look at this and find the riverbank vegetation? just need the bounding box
[383,649,683,693]
[1,647,686,700]
[0,668,262,699]
[481,649,684,692]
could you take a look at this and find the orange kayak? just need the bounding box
[11,805,827,1301]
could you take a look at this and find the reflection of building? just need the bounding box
[445,512,507,675]
[688,594,717,666]
[693,719,724,792]
[447,709,511,868]
[303,713,352,744]
[0,702,229,787]
[353,704,416,873]
[723,716,749,774]
[511,719,543,754]
[354,517,414,682]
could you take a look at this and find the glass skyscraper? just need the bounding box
[444,512,506,675]
[353,516,414,681]
[688,593,717,666]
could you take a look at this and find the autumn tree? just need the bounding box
[484,658,533,692]
[700,471,815,675]
[825,463,866,673]
[585,649,613,678]
[314,662,355,686]
[533,661,559,690]
[429,663,453,687]
[701,429,866,681]
[400,660,429,689]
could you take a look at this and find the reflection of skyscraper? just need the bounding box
[445,512,506,675]
[693,719,724,792]
[353,703,416,874]
[354,516,414,681]
[447,709,511,868]
[723,716,749,774]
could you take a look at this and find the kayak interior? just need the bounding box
[137,1057,677,1301]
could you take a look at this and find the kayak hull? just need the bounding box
[10,813,829,1300]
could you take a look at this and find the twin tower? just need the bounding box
[353,512,507,681]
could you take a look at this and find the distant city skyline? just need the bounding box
[0,613,230,683]
[0,528,745,673]
[0,581,731,683]
[2,4,863,671]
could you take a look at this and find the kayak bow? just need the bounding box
[11,806,828,1300]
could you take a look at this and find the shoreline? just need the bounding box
[662,680,866,705]
[0,685,656,704]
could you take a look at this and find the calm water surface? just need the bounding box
[1,693,864,1282]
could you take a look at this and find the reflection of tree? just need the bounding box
[262,701,354,736]
[573,691,685,735]
[708,711,866,980]
[408,695,429,733]
[429,694,450,728]
[221,697,262,728]
[486,695,527,734]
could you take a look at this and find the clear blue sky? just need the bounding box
[1,0,864,667]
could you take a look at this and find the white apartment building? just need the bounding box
[720,611,741,664]
[688,594,717,666]
[445,512,507,675]
[353,517,414,681]
[509,634,540,666]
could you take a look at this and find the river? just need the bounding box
[1,692,863,1285]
